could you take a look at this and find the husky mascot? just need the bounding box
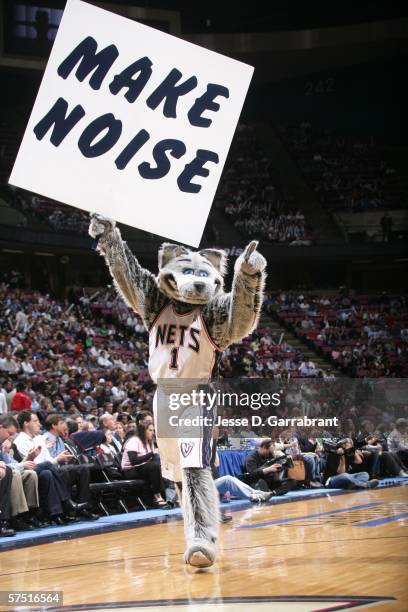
[89,214,266,568]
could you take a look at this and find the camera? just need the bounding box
[322,438,355,457]
[262,454,294,470]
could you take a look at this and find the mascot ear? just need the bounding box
[199,248,228,276]
[158,243,189,269]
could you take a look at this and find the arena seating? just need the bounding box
[0,283,330,388]
[0,117,313,244]
[278,122,406,212]
[1,281,407,535]
[215,124,313,244]
[271,290,408,377]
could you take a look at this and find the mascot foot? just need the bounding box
[184,541,216,568]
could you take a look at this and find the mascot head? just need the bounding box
[157,243,227,305]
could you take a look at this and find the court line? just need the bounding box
[1,486,403,553]
[354,512,408,527]
[9,595,395,612]
[2,534,407,578]
[238,502,382,528]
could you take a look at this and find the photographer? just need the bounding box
[353,420,381,477]
[245,439,298,496]
[388,419,408,469]
[354,420,408,478]
[359,434,408,478]
[323,438,379,489]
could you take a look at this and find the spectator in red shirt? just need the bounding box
[74,342,84,357]
[11,382,32,412]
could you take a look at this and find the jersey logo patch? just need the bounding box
[180,441,195,457]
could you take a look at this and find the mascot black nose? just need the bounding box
[194,282,205,293]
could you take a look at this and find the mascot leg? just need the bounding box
[182,467,220,568]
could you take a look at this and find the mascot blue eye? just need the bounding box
[198,270,209,277]
[182,268,194,275]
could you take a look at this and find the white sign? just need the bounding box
[9,0,253,246]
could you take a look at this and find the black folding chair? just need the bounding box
[89,454,148,516]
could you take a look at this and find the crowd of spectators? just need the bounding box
[217,124,312,244]
[217,373,408,495]
[271,290,408,377]
[5,187,89,234]
[0,281,333,403]
[239,422,408,497]
[1,281,407,536]
[1,121,313,245]
[278,122,405,212]
[3,120,405,244]
[2,370,408,530]
[214,382,408,502]
[0,406,172,536]
[232,206,310,245]
[220,327,332,381]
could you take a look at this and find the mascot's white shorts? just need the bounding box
[153,390,215,482]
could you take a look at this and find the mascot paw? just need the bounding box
[184,540,216,568]
[239,240,267,275]
[88,213,116,239]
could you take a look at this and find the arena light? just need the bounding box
[34,252,55,256]
[2,248,24,253]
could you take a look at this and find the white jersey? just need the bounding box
[148,303,219,383]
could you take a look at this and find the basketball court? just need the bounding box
[1,485,407,612]
[0,3,407,612]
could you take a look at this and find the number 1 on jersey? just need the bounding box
[169,347,179,370]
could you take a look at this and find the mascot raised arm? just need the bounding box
[89,213,266,568]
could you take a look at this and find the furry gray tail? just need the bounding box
[181,468,220,567]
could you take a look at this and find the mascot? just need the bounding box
[89,214,266,568]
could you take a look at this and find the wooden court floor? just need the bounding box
[0,486,407,612]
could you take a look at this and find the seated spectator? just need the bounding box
[74,415,84,431]
[100,430,119,456]
[299,361,317,377]
[387,418,408,468]
[0,384,7,415]
[114,421,126,446]
[15,412,98,520]
[99,413,122,453]
[0,352,20,375]
[21,356,35,376]
[135,410,154,426]
[0,462,16,536]
[101,401,114,415]
[15,412,72,466]
[12,411,89,525]
[63,420,82,460]
[0,414,44,531]
[97,350,113,368]
[11,382,31,412]
[121,422,166,508]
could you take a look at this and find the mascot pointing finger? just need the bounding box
[89,214,266,568]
